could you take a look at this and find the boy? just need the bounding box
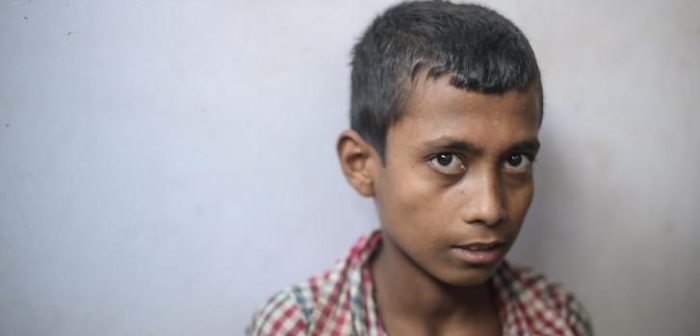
[248,1,592,335]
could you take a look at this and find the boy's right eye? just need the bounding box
[429,153,465,176]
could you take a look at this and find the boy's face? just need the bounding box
[373,76,541,287]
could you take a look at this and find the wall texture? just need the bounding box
[1,0,698,335]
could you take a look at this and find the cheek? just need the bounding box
[377,166,448,230]
[505,180,534,219]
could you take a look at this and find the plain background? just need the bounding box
[1,0,699,335]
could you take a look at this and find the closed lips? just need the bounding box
[457,242,504,251]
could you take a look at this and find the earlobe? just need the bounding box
[336,130,377,197]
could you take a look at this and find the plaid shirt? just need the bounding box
[248,231,593,336]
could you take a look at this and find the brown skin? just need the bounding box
[337,75,541,335]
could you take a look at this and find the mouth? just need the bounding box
[458,241,504,251]
[450,241,508,265]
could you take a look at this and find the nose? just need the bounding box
[462,171,506,226]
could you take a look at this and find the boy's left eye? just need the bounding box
[503,154,533,173]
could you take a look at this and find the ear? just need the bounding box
[336,129,380,197]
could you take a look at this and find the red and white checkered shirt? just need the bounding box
[247,231,593,336]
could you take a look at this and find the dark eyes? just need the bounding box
[428,153,534,176]
[504,154,532,174]
[429,153,465,175]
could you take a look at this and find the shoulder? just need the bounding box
[247,232,381,335]
[247,267,359,336]
[248,262,363,335]
[495,262,594,336]
[246,288,309,336]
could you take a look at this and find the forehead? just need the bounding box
[388,76,541,152]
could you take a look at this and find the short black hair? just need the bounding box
[350,1,542,159]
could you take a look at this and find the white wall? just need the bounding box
[1,0,698,335]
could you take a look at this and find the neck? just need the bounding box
[371,234,497,328]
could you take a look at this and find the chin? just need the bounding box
[438,264,500,288]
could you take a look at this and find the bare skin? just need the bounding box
[337,75,541,335]
[372,242,501,335]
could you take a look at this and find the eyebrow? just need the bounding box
[422,137,540,155]
[422,137,484,155]
[508,138,541,154]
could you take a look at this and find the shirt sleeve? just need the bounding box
[246,290,308,336]
[563,291,594,336]
[498,262,594,336]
